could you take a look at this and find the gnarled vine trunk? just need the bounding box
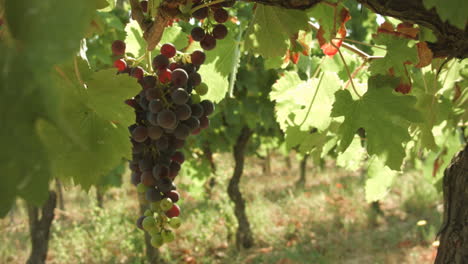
[296,154,309,188]
[227,126,254,249]
[26,191,57,264]
[435,144,468,263]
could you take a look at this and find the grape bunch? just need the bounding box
[189,0,235,50]
[111,40,214,247]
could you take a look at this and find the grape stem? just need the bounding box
[191,0,229,14]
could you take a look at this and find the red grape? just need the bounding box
[161,43,177,58]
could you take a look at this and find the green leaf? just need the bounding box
[336,136,365,171]
[160,24,188,50]
[198,61,229,103]
[125,19,146,57]
[331,75,423,170]
[423,0,468,30]
[271,71,341,132]
[245,5,309,58]
[365,157,397,202]
[368,34,418,78]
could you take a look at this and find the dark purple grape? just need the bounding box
[182,64,197,75]
[132,126,148,143]
[146,188,162,202]
[191,27,206,41]
[184,116,200,131]
[157,110,177,129]
[200,115,210,129]
[214,8,229,23]
[139,157,154,172]
[131,172,141,185]
[156,136,169,150]
[148,113,158,126]
[191,50,206,66]
[153,164,169,179]
[175,104,192,121]
[153,54,170,70]
[164,190,180,203]
[213,24,228,40]
[149,99,164,113]
[148,126,163,140]
[171,88,189,105]
[200,34,216,50]
[192,7,209,20]
[139,76,156,89]
[171,69,189,87]
[191,104,204,118]
[171,152,185,164]
[136,216,146,230]
[112,40,126,56]
[146,88,162,101]
[189,72,202,86]
[142,171,156,187]
[174,124,190,139]
[200,100,215,116]
[131,66,144,79]
[138,95,149,110]
[156,177,173,193]
[169,162,181,172]
[222,0,236,7]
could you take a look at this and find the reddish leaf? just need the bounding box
[415,41,433,68]
[290,52,300,64]
[376,21,418,39]
[317,7,350,57]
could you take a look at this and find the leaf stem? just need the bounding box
[334,43,362,98]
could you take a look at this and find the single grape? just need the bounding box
[171,152,185,164]
[191,104,204,118]
[153,164,169,179]
[182,63,197,74]
[136,215,146,230]
[175,104,192,121]
[112,40,126,56]
[146,188,163,202]
[169,217,182,229]
[139,95,149,110]
[200,100,215,116]
[150,201,161,212]
[156,136,169,150]
[131,172,141,185]
[190,50,206,66]
[212,24,228,40]
[137,182,149,194]
[148,113,158,126]
[142,171,157,187]
[171,69,189,87]
[174,124,190,139]
[161,43,176,58]
[139,157,154,171]
[214,8,229,23]
[160,197,173,211]
[162,230,175,243]
[199,115,210,129]
[146,88,162,101]
[125,99,139,109]
[144,209,153,217]
[157,110,177,129]
[158,68,172,84]
[184,116,200,131]
[148,126,163,140]
[222,0,236,7]
[171,88,189,105]
[188,72,202,86]
[191,93,201,103]
[131,66,145,79]
[192,7,208,20]
[132,126,148,143]
[151,234,164,248]
[164,190,180,203]
[169,162,181,173]
[140,0,148,12]
[157,177,173,193]
[192,127,201,135]
[149,99,164,113]
[142,217,157,232]
[200,34,216,50]
[165,204,180,218]
[140,76,157,89]
[191,27,206,41]
[114,59,127,71]
[194,83,208,96]
[153,54,170,70]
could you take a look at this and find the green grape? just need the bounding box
[195,82,208,96]
[137,183,149,194]
[160,198,173,211]
[150,201,161,211]
[162,230,175,243]
[149,226,161,237]
[151,233,164,248]
[191,93,201,104]
[144,209,153,217]
[142,217,157,232]
[169,217,182,229]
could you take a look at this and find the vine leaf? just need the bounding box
[423,0,468,30]
[271,71,341,132]
[331,75,423,170]
[365,156,397,202]
[245,5,309,58]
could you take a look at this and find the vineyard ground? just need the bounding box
[0,153,442,264]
